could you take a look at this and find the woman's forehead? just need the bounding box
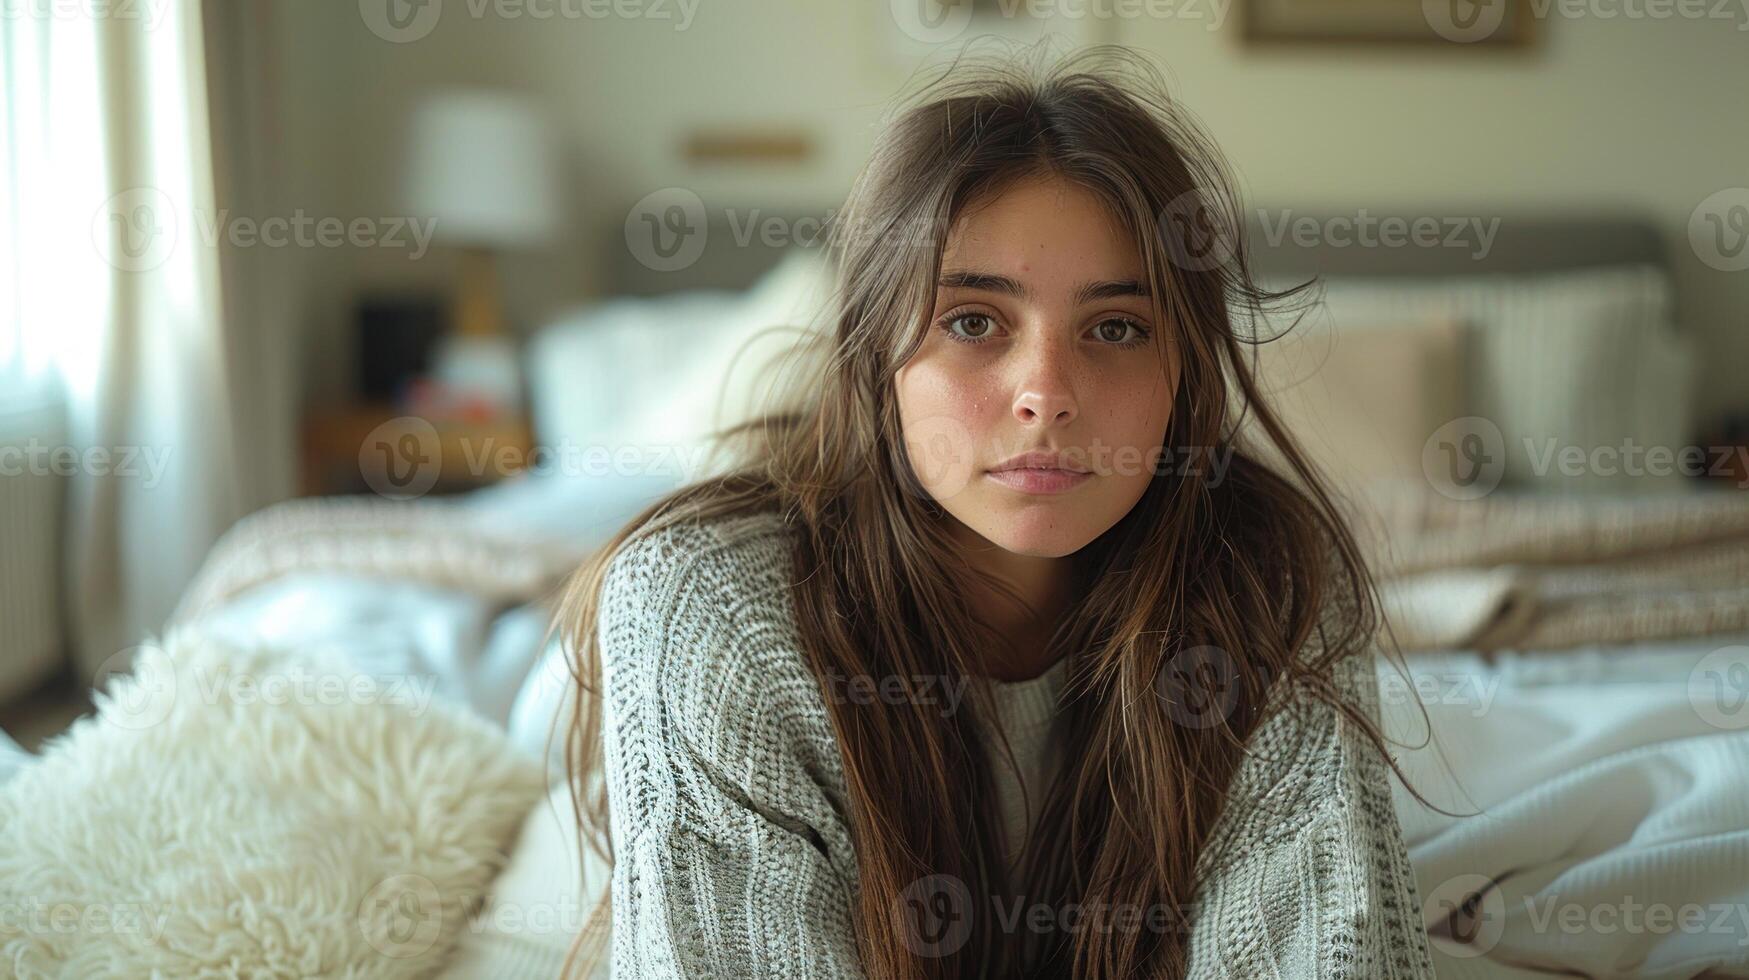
[939,179,1146,292]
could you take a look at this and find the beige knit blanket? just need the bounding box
[170,494,600,627]
[1350,481,1749,653]
[174,484,1749,658]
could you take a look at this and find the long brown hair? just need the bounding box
[555,42,1451,979]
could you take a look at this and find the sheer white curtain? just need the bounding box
[1,0,292,678]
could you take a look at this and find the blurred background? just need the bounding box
[2,0,1748,788]
[5,3,1749,974]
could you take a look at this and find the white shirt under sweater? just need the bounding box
[596,509,1438,979]
[981,655,1071,877]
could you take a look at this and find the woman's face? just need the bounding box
[895,174,1180,558]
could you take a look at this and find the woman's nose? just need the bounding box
[1011,341,1078,426]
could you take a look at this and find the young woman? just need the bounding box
[555,45,1448,980]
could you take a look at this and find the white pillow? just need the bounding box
[1301,265,1694,494]
[525,247,834,485]
[437,778,607,979]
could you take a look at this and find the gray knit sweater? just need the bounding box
[597,510,1438,978]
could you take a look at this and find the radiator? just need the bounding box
[0,391,67,703]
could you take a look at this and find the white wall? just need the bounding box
[270,0,1748,428]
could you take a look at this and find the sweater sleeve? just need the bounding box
[1184,644,1438,980]
[596,517,869,980]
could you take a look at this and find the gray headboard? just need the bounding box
[606,205,1672,309]
[1241,211,1668,280]
[607,207,840,298]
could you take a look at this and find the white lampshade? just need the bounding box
[403,90,563,248]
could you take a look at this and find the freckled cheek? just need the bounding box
[1092,369,1176,465]
[898,357,1000,429]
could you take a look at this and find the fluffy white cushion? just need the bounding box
[0,628,546,978]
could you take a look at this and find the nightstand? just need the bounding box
[300,404,533,498]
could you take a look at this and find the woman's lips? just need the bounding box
[984,467,1092,494]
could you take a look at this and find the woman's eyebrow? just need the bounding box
[937,270,1151,305]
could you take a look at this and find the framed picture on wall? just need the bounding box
[1242,0,1537,46]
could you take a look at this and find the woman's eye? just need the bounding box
[942,312,997,344]
[1093,317,1151,347]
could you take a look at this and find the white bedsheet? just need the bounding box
[1381,634,1749,979]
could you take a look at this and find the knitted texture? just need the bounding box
[598,510,1437,979]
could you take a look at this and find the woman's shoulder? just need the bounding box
[1196,639,1388,870]
[598,506,806,680]
[596,508,851,816]
[601,507,796,599]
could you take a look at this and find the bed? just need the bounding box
[20,208,1741,978]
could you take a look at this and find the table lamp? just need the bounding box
[402,90,563,417]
